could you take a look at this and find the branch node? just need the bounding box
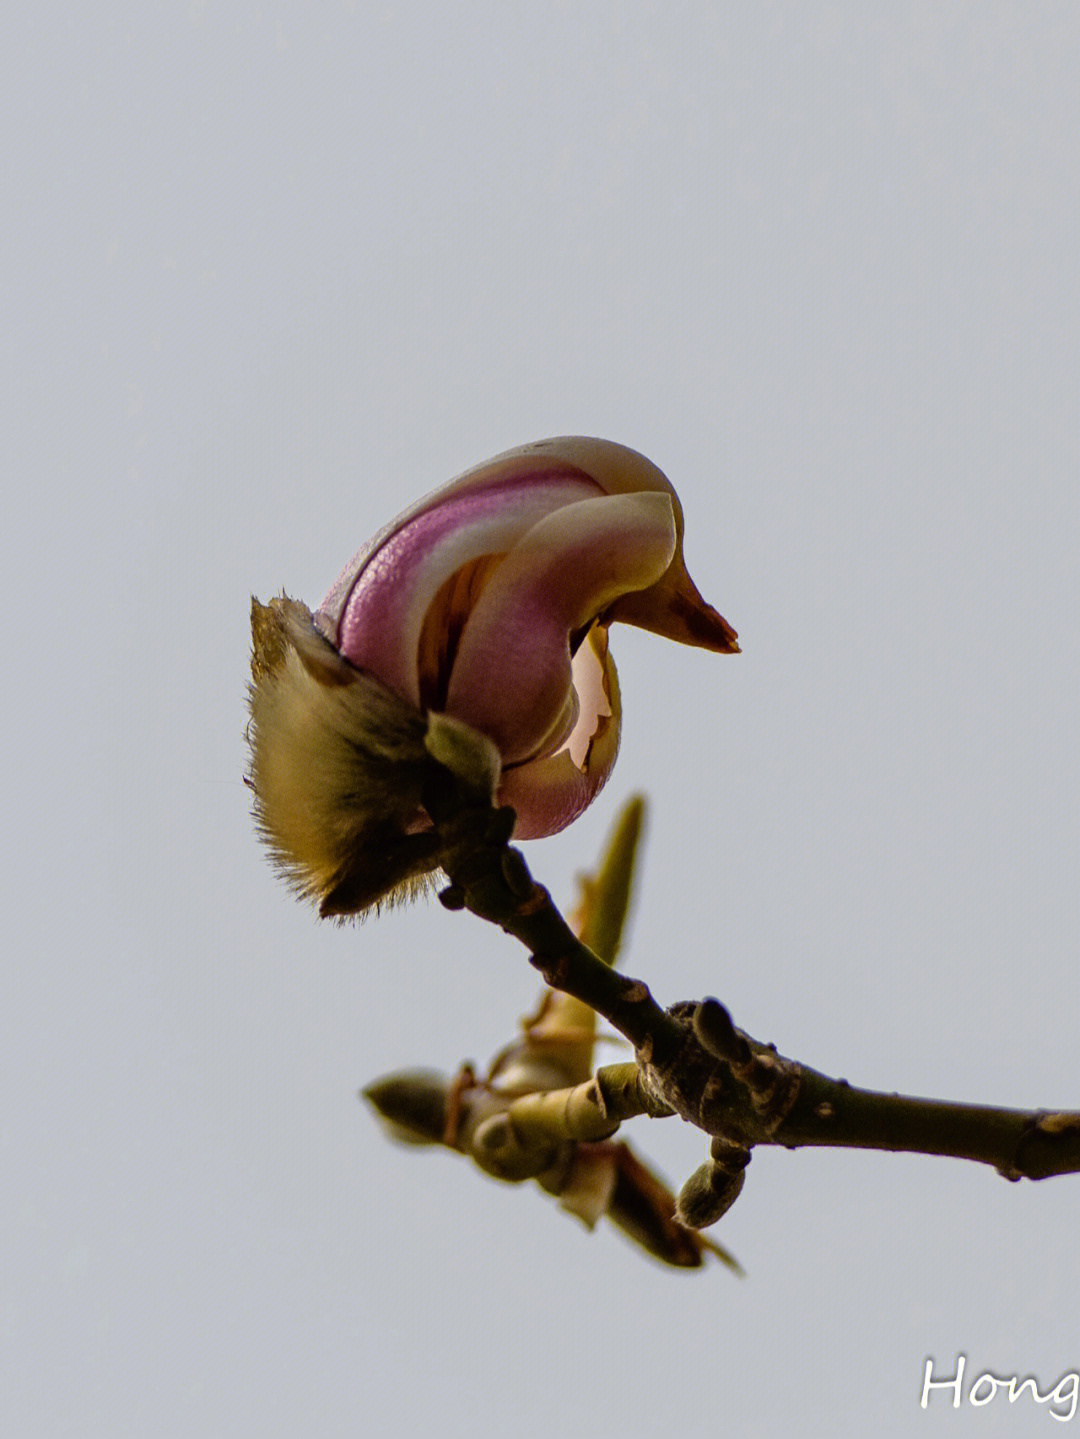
[694,997,751,1065]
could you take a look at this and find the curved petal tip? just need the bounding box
[606,561,739,654]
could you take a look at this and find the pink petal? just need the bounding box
[445,491,675,763]
[317,466,600,705]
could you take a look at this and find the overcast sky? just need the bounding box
[4,5,1079,1436]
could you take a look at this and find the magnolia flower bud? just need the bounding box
[248,437,737,916]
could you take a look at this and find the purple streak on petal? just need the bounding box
[316,469,599,705]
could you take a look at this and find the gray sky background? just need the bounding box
[4,5,1078,1436]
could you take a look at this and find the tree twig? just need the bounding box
[423,769,1080,1216]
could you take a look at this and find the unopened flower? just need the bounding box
[248,437,737,916]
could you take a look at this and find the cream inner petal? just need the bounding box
[560,625,612,771]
